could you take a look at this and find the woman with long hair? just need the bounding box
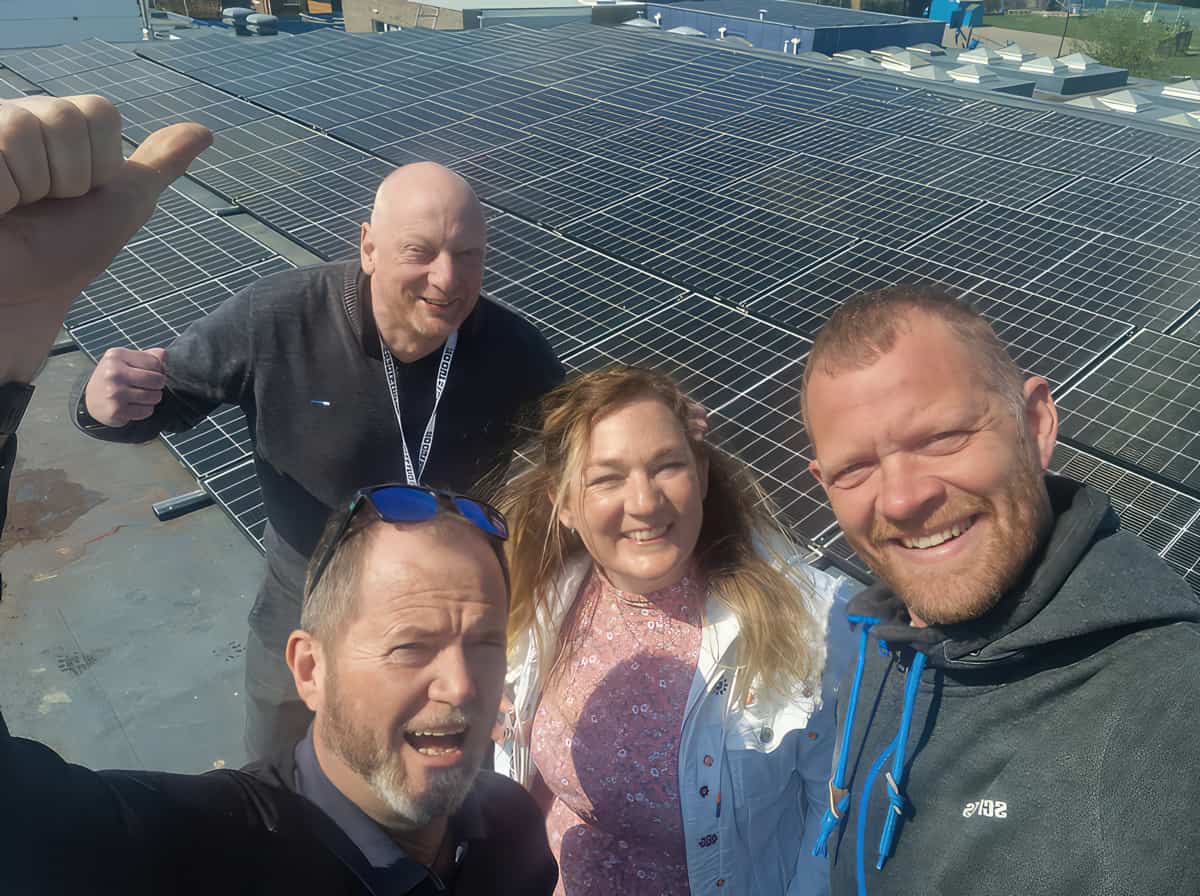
[495,365,849,895]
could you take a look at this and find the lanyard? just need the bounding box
[379,330,457,486]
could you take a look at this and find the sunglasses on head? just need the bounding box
[307,484,509,598]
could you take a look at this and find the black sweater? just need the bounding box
[0,722,557,895]
[75,261,562,612]
[826,476,1200,896]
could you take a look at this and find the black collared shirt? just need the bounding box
[73,260,563,637]
[293,729,467,894]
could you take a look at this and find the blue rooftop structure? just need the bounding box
[645,0,945,54]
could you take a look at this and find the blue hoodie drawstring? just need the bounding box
[811,615,930,892]
[876,650,926,870]
[812,614,881,858]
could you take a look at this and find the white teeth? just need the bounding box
[409,729,465,737]
[900,519,972,550]
[415,746,459,756]
[628,526,668,543]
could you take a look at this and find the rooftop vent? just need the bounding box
[909,42,947,56]
[833,49,875,62]
[881,50,933,71]
[958,46,1001,65]
[666,25,706,35]
[948,63,999,83]
[623,16,660,27]
[903,65,956,81]
[222,6,254,34]
[1021,56,1067,74]
[996,43,1036,63]
[1065,95,1111,110]
[1163,78,1200,102]
[870,45,907,60]
[1059,52,1099,71]
[1159,109,1200,128]
[245,13,278,35]
[1099,89,1155,113]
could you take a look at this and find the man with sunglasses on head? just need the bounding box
[0,97,556,895]
[265,484,556,895]
[74,160,564,760]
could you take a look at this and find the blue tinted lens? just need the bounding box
[371,486,439,522]
[453,497,508,539]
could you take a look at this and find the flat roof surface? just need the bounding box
[653,0,928,27]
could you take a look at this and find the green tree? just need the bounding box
[1072,8,1174,77]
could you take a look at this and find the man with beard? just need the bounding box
[1,96,555,896]
[76,161,563,761]
[800,284,1200,896]
[263,485,558,894]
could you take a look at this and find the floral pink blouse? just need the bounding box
[531,567,706,895]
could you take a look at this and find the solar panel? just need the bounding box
[747,242,1130,387]
[855,136,1075,208]
[0,38,135,82]
[192,117,318,170]
[70,258,296,358]
[487,158,666,228]
[203,458,267,552]
[656,134,798,188]
[484,215,685,357]
[946,123,1148,179]
[194,137,376,201]
[118,85,267,142]
[1120,157,1200,203]
[1051,443,1200,595]
[1172,311,1200,343]
[526,101,654,145]
[1056,330,1200,491]
[163,405,254,480]
[236,158,390,260]
[68,189,277,327]
[40,60,195,104]
[377,117,528,168]
[1029,177,1193,246]
[906,203,1095,287]
[0,68,40,98]
[1024,110,1126,146]
[567,182,852,305]
[1027,231,1200,332]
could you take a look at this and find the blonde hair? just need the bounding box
[497,365,824,706]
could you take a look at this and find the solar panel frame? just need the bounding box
[203,458,267,552]
[1056,330,1200,492]
[0,38,136,82]
[40,60,196,104]
[1120,157,1200,203]
[1028,231,1200,333]
[483,214,686,357]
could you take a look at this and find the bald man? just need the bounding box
[77,162,564,759]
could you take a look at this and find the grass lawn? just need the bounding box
[981,12,1200,76]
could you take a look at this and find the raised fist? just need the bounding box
[84,347,169,427]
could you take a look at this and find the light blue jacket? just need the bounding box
[497,542,853,895]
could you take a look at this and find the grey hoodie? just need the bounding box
[816,476,1200,896]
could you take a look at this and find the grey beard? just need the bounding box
[369,761,478,831]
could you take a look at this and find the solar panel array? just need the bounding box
[5,23,1200,593]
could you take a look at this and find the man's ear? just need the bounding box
[287,629,325,714]
[359,222,375,275]
[1022,376,1058,471]
[808,458,831,496]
